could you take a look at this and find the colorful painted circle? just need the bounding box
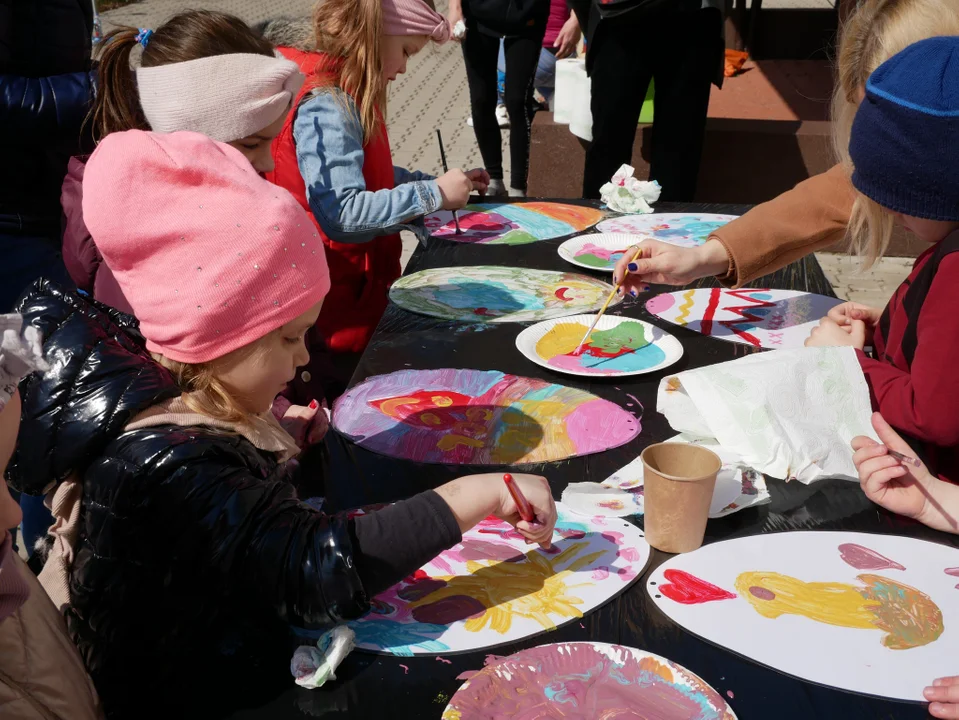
[389,265,623,324]
[443,642,736,719]
[425,202,605,245]
[331,368,642,465]
[596,213,739,248]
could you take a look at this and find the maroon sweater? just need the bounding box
[858,231,959,483]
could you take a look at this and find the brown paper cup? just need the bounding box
[641,443,722,554]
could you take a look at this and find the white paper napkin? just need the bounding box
[656,347,878,483]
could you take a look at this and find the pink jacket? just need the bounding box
[60,158,133,315]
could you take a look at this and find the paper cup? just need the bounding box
[641,443,722,553]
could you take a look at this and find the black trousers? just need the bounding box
[462,20,547,190]
[582,7,723,201]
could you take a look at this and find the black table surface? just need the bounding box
[233,201,958,719]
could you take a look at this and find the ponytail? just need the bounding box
[89,27,150,142]
[314,0,386,142]
[87,10,276,143]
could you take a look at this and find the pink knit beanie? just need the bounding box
[382,0,451,42]
[82,130,331,365]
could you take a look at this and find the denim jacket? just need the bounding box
[293,88,442,244]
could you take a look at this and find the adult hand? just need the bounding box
[612,238,730,293]
[437,169,474,210]
[465,167,490,195]
[553,15,581,59]
[804,316,866,349]
[447,0,465,42]
[925,676,959,719]
[494,473,557,549]
[278,400,329,448]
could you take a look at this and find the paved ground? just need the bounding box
[101,0,908,302]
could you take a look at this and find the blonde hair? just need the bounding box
[834,0,959,266]
[152,337,272,426]
[313,0,386,142]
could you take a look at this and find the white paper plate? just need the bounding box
[596,212,739,248]
[561,482,645,518]
[557,233,648,272]
[515,313,683,378]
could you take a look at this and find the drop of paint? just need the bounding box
[749,586,775,601]
[727,690,735,699]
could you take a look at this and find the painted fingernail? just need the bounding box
[627,263,638,272]
[630,289,637,297]
[640,284,650,292]
[309,399,319,410]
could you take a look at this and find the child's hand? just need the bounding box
[494,473,557,549]
[827,301,882,343]
[925,676,959,718]
[277,399,329,449]
[805,316,866,349]
[437,169,474,210]
[465,168,490,195]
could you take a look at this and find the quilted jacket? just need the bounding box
[7,282,369,718]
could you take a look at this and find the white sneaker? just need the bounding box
[467,115,473,127]
[508,186,526,198]
[496,105,510,128]
[487,179,508,197]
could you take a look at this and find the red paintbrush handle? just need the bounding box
[503,473,535,522]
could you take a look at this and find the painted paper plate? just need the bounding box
[561,482,645,518]
[515,314,683,377]
[390,265,623,324]
[425,202,605,245]
[647,531,959,701]
[349,507,650,656]
[602,435,770,519]
[557,232,647,272]
[331,368,641,465]
[596,212,738,248]
[443,642,737,719]
[646,288,843,350]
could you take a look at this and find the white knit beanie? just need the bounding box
[136,52,305,142]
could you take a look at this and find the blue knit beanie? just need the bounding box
[849,36,959,222]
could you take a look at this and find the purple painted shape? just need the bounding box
[945,567,959,577]
[838,543,906,571]
[749,586,775,601]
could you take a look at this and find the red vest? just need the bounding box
[267,49,402,354]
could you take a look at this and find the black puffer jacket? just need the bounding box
[8,283,369,718]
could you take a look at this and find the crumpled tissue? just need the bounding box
[599,164,661,214]
[290,626,356,689]
[656,346,878,484]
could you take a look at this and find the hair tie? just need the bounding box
[135,28,153,48]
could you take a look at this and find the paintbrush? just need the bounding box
[435,129,462,235]
[887,448,922,467]
[503,473,534,522]
[573,245,645,355]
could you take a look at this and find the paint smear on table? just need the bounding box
[442,642,735,720]
[332,368,640,464]
[573,242,628,270]
[535,320,666,374]
[390,265,622,324]
[425,202,604,245]
[349,508,650,655]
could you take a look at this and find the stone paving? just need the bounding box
[101,0,909,298]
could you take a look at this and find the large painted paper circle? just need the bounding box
[332,368,641,465]
[425,202,604,245]
[516,314,683,377]
[443,642,736,719]
[557,233,644,272]
[647,531,959,701]
[646,288,843,350]
[350,507,650,655]
[597,213,738,248]
[390,265,623,324]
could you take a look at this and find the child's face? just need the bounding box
[0,391,23,531]
[227,108,289,176]
[380,34,429,85]
[895,214,959,244]
[214,302,323,415]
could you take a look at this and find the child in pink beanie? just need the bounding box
[10,130,556,718]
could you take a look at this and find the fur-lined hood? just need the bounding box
[255,16,318,52]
